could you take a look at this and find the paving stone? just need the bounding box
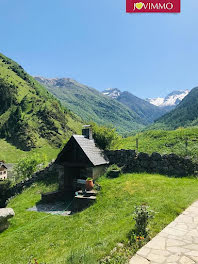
[188,230,198,238]
[179,256,195,264]
[193,217,198,223]
[175,216,194,224]
[166,238,185,247]
[166,247,190,254]
[185,251,198,257]
[166,254,180,262]
[192,237,198,243]
[130,255,150,264]
[190,202,198,208]
[146,253,166,263]
[167,234,193,243]
[150,249,170,257]
[184,244,198,251]
[138,247,151,257]
[129,201,198,264]
[162,227,187,237]
[146,237,166,250]
[165,262,178,264]
[191,256,198,261]
[174,223,189,231]
[159,232,169,238]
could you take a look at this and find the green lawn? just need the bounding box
[113,127,198,161]
[1,173,198,264]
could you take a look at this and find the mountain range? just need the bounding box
[103,88,189,112]
[146,90,189,110]
[35,78,176,134]
[153,87,198,129]
[35,77,147,135]
[0,51,197,158]
[102,88,167,123]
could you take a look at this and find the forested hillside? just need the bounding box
[0,53,82,161]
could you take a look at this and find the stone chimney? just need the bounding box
[82,125,93,140]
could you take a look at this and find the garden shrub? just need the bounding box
[128,205,155,246]
[13,153,47,181]
[106,164,122,178]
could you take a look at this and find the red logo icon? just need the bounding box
[126,0,180,13]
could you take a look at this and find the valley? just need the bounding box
[0,52,198,264]
[0,53,197,165]
[1,2,198,264]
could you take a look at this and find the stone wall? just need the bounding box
[105,150,197,177]
[2,150,197,207]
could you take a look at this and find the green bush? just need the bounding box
[13,153,47,181]
[91,123,118,150]
[106,164,122,178]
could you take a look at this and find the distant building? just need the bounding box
[55,125,109,194]
[0,162,8,181]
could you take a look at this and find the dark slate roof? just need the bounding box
[0,162,7,169]
[73,135,109,166]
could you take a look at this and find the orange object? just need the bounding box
[85,179,94,191]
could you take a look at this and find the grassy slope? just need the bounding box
[113,127,198,161]
[1,173,198,263]
[0,53,82,162]
[0,110,82,163]
[35,77,145,135]
[0,139,60,163]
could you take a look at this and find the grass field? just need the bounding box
[0,139,61,163]
[0,173,198,263]
[113,127,198,161]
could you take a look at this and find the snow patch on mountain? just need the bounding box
[147,90,189,108]
[103,88,121,99]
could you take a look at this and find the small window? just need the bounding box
[4,171,6,174]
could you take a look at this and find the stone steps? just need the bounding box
[76,189,97,197]
[73,189,98,212]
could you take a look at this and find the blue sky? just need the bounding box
[1,0,198,98]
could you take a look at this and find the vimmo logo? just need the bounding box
[126,0,180,13]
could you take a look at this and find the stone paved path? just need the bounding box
[28,201,71,215]
[130,201,198,264]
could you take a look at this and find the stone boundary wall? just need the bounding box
[2,150,198,207]
[104,150,197,177]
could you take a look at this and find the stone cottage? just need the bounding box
[55,126,109,195]
[0,162,8,181]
